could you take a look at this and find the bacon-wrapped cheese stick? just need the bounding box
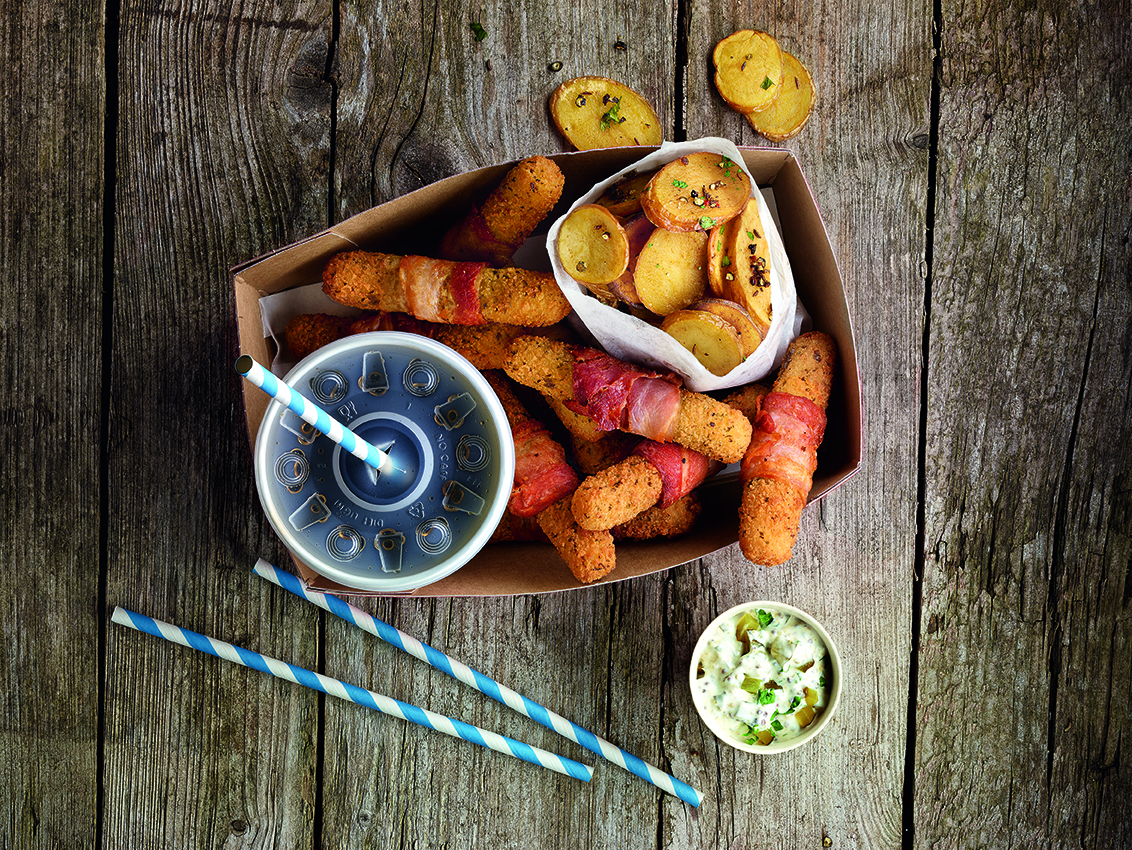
[722,382,771,423]
[491,497,699,545]
[738,332,836,566]
[569,432,634,476]
[569,383,767,531]
[440,156,565,266]
[323,251,570,327]
[290,307,572,372]
[503,336,752,464]
[612,493,702,541]
[545,395,607,444]
[571,442,715,531]
[482,372,579,518]
[482,372,617,583]
[535,497,617,584]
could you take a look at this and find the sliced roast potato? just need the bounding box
[690,297,764,357]
[661,309,745,376]
[607,213,655,307]
[596,170,656,217]
[633,229,708,316]
[747,50,815,141]
[549,77,663,151]
[706,222,731,297]
[556,204,630,293]
[722,197,774,332]
[640,152,752,232]
[713,30,785,114]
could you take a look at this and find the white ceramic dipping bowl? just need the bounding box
[689,601,842,754]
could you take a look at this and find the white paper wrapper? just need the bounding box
[258,283,361,376]
[546,137,805,393]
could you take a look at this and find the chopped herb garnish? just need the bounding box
[819,676,826,687]
[470,22,488,41]
[721,255,731,267]
[771,719,784,732]
[789,695,802,711]
[757,609,772,628]
[758,688,776,705]
[761,75,774,90]
[699,215,715,229]
[600,98,622,130]
[672,179,688,188]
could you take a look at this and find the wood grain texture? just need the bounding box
[333,0,677,210]
[917,0,1132,845]
[1,0,1127,842]
[103,0,335,847]
[0,0,105,846]
[677,0,932,845]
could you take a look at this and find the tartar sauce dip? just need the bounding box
[693,606,829,747]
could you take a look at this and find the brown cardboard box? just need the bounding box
[232,146,861,597]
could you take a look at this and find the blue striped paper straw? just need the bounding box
[253,559,704,806]
[235,355,390,473]
[111,606,592,782]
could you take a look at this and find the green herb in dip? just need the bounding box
[694,607,829,746]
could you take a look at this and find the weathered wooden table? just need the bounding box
[3,0,1129,846]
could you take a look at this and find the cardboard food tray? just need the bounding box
[232,146,862,597]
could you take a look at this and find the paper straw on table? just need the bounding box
[253,559,704,807]
[235,355,390,474]
[111,606,592,782]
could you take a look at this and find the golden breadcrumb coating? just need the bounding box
[536,497,616,584]
[570,456,663,531]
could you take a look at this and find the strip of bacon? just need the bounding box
[448,261,486,325]
[739,391,827,495]
[509,419,581,517]
[399,256,486,325]
[569,347,682,440]
[624,377,682,443]
[631,441,713,508]
[398,255,446,322]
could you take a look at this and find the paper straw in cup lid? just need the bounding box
[249,332,515,593]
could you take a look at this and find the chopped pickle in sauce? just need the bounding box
[795,705,816,728]
[693,606,830,746]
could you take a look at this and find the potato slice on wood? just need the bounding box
[557,204,631,293]
[549,77,662,150]
[690,297,764,357]
[661,309,744,376]
[747,50,815,141]
[713,30,784,114]
[640,152,752,232]
[722,197,773,332]
[633,229,708,316]
[596,170,656,217]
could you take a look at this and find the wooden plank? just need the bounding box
[333,0,677,209]
[323,0,681,844]
[102,2,336,846]
[678,0,932,846]
[917,0,1132,845]
[0,0,104,845]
